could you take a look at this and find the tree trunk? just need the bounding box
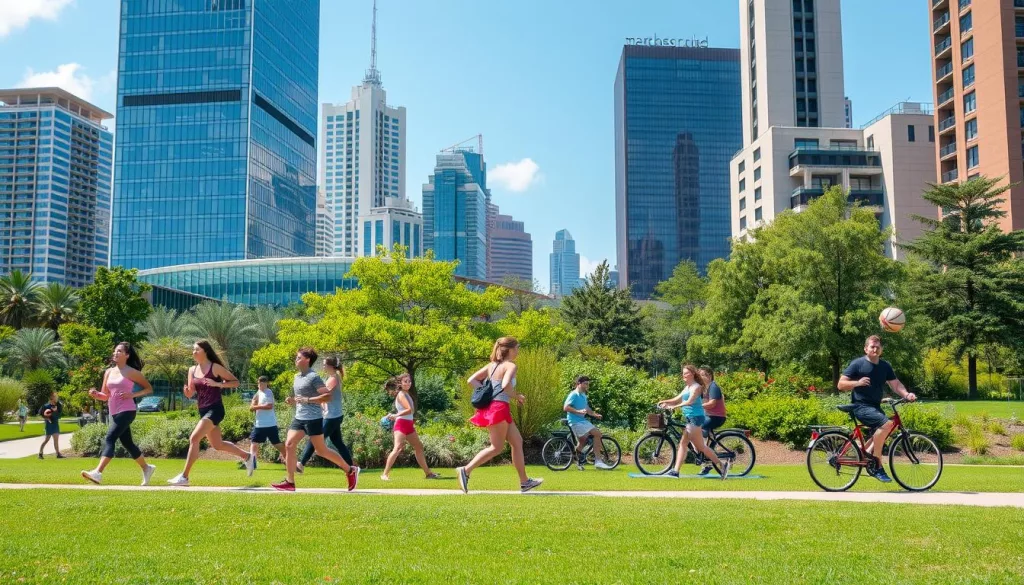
[968,355,977,400]
[831,356,841,392]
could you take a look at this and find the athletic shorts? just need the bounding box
[250,425,281,445]
[569,421,596,438]
[851,404,888,431]
[199,402,226,426]
[289,418,324,436]
[393,418,415,435]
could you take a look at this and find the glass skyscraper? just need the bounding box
[614,45,741,299]
[111,0,319,270]
[549,229,580,297]
[421,149,489,280]
[0,88,113,287]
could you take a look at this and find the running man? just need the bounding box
[296,356,352,473]
[563,376,613,470]
[249,376,287,466]
[837,335,916,483]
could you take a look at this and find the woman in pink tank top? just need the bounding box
[81,343,157,486]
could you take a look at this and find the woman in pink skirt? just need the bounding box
[457,337,543,493]
[381,373,439,481]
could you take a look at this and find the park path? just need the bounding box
[1,483,1022,508]
[0,433,75,459]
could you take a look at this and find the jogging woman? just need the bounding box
[167,340,254,486]
[457,337,542,493]
[81,342,157,486]
[657,364,730,479]
[296,355,352,473]
[381,373,439,481]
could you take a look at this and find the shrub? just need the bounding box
[413,373,453,415]
[977,411,991,425]
[341,412,391,468]
[71,421,108,457]
[987,422,1007,436]
[964,428,990,455]
[509,348,564,440]
[22,369,56,413]
[138,418,197,458]
[417,424,491,467]
[727,395,844,448]
[951,413,975,432]
[218,405,254,443]
[714,370,767,402]
[0,377,24,422]
[898,405,954,451]
[1011,434,1024,452]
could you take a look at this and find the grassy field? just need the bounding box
[1,457,1022,493]
[931,401,1024,419]
[0,422,79,442]
[0,489,1022,584]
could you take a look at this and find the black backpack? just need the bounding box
[470,364,504,409]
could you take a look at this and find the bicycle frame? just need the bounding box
[810,401,914,468]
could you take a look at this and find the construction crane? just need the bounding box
[441,134,483,157]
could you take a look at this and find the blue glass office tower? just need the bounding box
[614,45,741,299]
[111,0,319,270]
[0,88,113,287]
[549,229,580,297]
[421,149,489,279]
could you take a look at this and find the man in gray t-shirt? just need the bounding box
[272,347,359,492]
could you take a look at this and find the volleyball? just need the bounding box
[379,415,393,431]
[879,307,906,333]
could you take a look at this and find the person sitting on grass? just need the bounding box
[656,365,730,480]
[563,375,613,471]
[249,376,287,468]
[38,391,64,459]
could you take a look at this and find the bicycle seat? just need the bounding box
[836,404,857,413]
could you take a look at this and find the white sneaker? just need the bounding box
[167,473,189,487]
[720,459,732,480]
[295,463,304,475]
[595,459,614,470]
[141,464,156,486]
[244,455,255,477]
[81,470,102,484]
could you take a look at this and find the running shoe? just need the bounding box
[868,465,893,483]
[166,473,189,487]
[380,474,391,481]
[720,459,732,480]
[244,455,256,477]
[666,470,680,478]
[425,472,441,480]
[271,479,295,492]
[81,470,102,485]
[698,465,712,476]
[520,478,544,493]
[295,463,304,475]
[456,466,469,493]
[595,459,613,470]
[346,466,360,491]
[141,464,156,486]
[38,453,43,459]
[55,454,64,459]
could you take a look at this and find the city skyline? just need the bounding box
[0,0,934,292]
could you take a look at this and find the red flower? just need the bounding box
[809,385,817,392]
[767,378,775,384]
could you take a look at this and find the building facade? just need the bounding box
[487,204,532,283]
[0,88,113,286]
[845,97,853,128]
[315,188,333,257]
[614,45,742,299]
[111,0,320,270]
[422,149,489,279]
[549,229,580,297]
[930,0,1024,231]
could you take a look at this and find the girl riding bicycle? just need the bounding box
[656,364,731,480]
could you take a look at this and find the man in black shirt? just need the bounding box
[837,335,916,483]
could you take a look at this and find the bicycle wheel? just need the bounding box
[633,433,676,475]
[806,431,863,492]
[586,437,621,470]
[715,431,756,477]
[889,432,943,492]
[541,437,574,471]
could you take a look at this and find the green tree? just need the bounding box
[35,282,79,332]
[141,306,189,340]
[58,322,114,411]
[492,307,574,355]
[560,261,648,368]
[0,270,41,329]
[500,275,543,316]
[79,266,152,344]
[140,336,192,410]
[901,176,1024,398]
[3,328,65,373]
[251,306,282,346]
[185,301,259,373]
[648,260,707,374]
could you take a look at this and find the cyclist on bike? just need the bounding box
[837,335,916,483]
[563,376,613,470]
[657,365,730,479]
[697,366,727,476]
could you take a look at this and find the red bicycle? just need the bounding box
[806,398,943,492]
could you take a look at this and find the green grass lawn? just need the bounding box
[0,489,1021,584]
[0,422,79,442]
[930,400,1024,419]
[1,457,1021,493]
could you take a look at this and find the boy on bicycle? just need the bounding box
[563,376,613,470]
[837,335,916,483]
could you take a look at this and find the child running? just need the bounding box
[81,342,157,486]
[457,337,543,493]
[248,376,287,467]
[272,348,359,492]
[563,375,613,471]
[37,391,64,459]
[167,340,255,486]
[296,356,352,473]
[381,373,440,481]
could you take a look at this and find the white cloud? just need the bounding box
[488,158,541,192]
[0,0,74,38]
[579,255,604,278]
[17,63,103,101]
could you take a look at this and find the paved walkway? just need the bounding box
[0,433,75,459]
[1,483,1021,508]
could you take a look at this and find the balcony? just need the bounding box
[958,0,971,10]
[936,62,953,81]
[939,142,957,159]
[933,0,948,7]
[789,147,882,177]
[937,87,955,105]
[933,12,950,32]
[939,115,957,132]
[942,168,959,183]
[790,187,883,209]
[935,37,952,56]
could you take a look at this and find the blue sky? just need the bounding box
[0,0,933,293]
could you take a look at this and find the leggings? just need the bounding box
[299,415,352,466]
[102,410,142,459]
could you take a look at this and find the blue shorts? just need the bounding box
[250,425,281,445]
[685,415,706,428]
[44,422,60,436]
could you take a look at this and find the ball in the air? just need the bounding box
[879,307,906,333]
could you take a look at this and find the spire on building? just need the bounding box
[363,0,382,86]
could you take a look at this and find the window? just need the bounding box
[754,167,762,181]
[1017,15,1024,38]
[738,160,745,174]
[795,39,803,52]
[908,125,916,142]
[966,118,978,141]
[962,64,975,87]
[755,187,762,201]
[739,197,747,211]
[739,178,746,192]
[967,145,979,168]
[928,125,935,142]
[808,98,818,113]
[964,91,976,113]
[753,148,761,161]
[794,19,802,32]
[795,138,819,149]
[804,0,814,10]
[806,39,815,52]
[807,57,816,71]
[808,79,817,92]
[796,79,805,92]
[740,217,748,231]
[959,12,972,34]
[961,38,974,61]
[796,57,804,72]
[755,207,763,221]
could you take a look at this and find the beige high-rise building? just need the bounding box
[930,0,1024,232]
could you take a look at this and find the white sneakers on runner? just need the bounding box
[244,455,256,477]
[167,473,189,487]
[81,470,102,484]
[594,459,614,470]
[142,464,156,486]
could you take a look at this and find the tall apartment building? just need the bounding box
[111,0,320,270]
[487,203,532,283]
[614,44,742,299]
[0,88,112,286]
[421,148,489,279]
[549,229,581,297]
[845,97,853,128]
[315,188,333,258]
[320,1,420,257]
[930,0,1024,231]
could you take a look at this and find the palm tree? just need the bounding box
[3,328,65,372]
[185,301,260,370]
[35,282,80,332]
[140,336,193,410]
[252,306,282,346]
[141,306,190,341]
[0,271,42,329]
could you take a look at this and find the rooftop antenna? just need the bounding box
[363,0,382,86]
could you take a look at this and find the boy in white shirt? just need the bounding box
[249,376,287,467]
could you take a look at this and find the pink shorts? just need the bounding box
[394,418,415,435]
[470,400,513,427]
